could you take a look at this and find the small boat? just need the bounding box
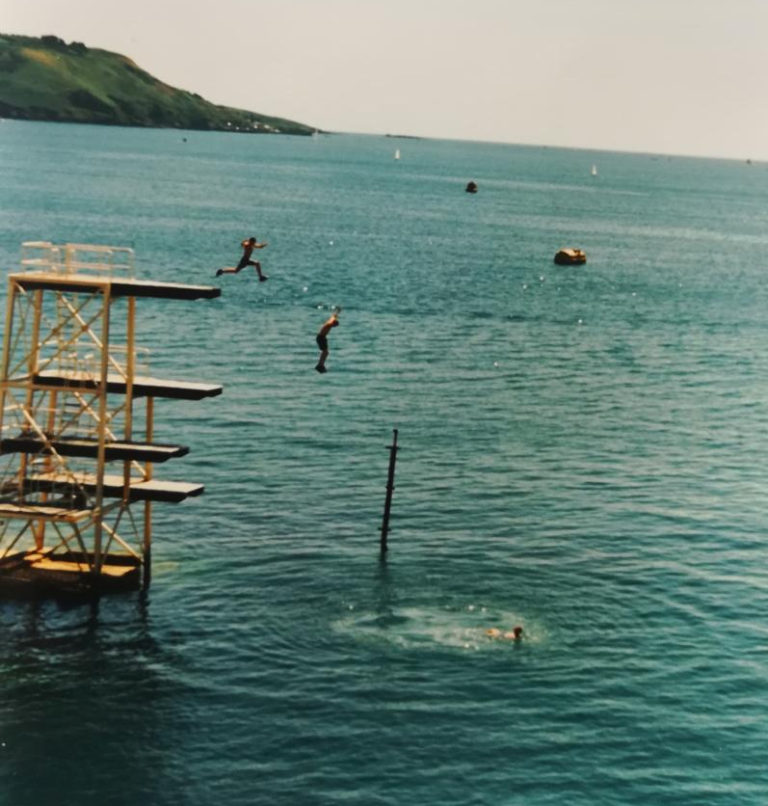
[591,164,598,177]
[465,181,478,193]
[554,247,587,265]
[394,148,400,160]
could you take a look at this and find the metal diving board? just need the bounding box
[10,273,221,301]
[1,435,189,463]
[0,503,94,523]
[24,471,204,503]
[30,370,222,400]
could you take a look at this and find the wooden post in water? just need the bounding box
[380,428,399,556]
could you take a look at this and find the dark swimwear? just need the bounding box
[236,256,255,271]
[316,334,328,351]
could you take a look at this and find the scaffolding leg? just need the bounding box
[142,499,152,590]
[142,546,152,591]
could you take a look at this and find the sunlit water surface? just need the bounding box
[0,122,767,805]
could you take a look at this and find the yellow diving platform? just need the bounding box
[0,434,189,463]
[17,470,204,502]
[31,370,222,400]
[0,241,221,598]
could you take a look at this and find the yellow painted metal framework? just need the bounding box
[0,242,221,595]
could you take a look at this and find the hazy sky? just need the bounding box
[6,0,768,159]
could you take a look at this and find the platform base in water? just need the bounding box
[0,549,142,599]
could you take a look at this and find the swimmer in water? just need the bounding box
[486,625,523,641]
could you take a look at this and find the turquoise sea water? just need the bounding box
[1,121,767,805]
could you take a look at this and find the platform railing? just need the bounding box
[19,242,135,277]
[63,243,135,277]
[37,342,150,381]
[19,241,62,272]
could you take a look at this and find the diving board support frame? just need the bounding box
[0,241,221,597]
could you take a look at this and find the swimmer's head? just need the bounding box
[513,625,523,638]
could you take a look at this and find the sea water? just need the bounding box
[0,121,767,805]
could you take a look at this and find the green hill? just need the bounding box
[0,33,317,135]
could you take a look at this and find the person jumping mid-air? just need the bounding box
[216,237,268,280]
[315,311,340,373]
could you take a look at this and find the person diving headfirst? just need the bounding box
[315,309,340,373]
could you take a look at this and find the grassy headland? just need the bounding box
[0,33,316,135]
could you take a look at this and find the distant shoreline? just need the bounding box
[0,110,320,136]
[0,32,317,136]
